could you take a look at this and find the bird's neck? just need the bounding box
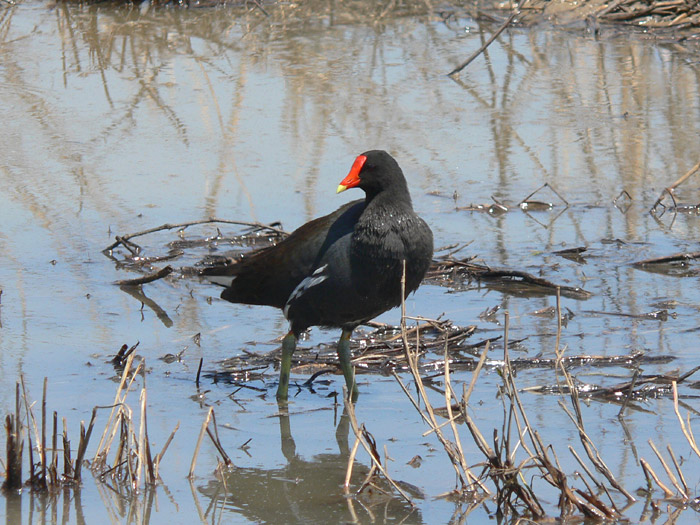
[364,186,413,212]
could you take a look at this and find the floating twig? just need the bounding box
[103,218,286,255]
[632,251,700,267]
[114,265,174,286]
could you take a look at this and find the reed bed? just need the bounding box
[337,271,700,521]
[49,0,700,36]
[2,354,178,496]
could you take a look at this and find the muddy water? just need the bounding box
[1,1,700,522]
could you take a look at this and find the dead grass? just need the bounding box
[2,354,178,496]
[338,269,700,521]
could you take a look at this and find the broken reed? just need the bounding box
[363,268,621,519]
[386,308,624,517]
[2,354,178,495]
[380,283,700,520]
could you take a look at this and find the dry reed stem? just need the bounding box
[499,313,538,460]
[640,459,674,498]
[421,412,463,437]
[557,395,634,502]
[93,352,137,464]
[494,311,620,518]
[559,396,637,502]
[568,446,606,494]
[617,369,640,419]
[392,364,487,491]
[402,338,478,490]
[666,444,688,497]
[396,261,481,491]
[647,440,685,498]
[74,409,98,482]
[123,406,138,486]
[2,391,22,492]
[50,411,58,485]
[189,407,214,479]
[442,333,469,479]
[358,462,379,495]
[84,357,175,488]
[464,342,490,404]
[672,381,700,459]
[208,410,232,467]
[344,433,362,491]
[136,387,147,488]
[41,378,47,487]
[62,417,72,480]
[495,314,545,517]
[205,427,233,469]
[19,377,37,484]
[154,422,180,477]
[555,339,635,503]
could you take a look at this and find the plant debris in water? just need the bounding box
[96,179,700,521]
[102,211,689,406]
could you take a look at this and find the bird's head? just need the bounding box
[336,150,408,201]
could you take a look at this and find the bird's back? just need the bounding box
[219,200,364,309]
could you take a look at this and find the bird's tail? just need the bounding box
[203,275,236,288]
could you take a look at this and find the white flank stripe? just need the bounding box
[283,264,328,318]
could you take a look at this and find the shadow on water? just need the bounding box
[197,408,420,523]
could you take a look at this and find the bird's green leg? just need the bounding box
[337,329,358,402]
[277,331,297,402]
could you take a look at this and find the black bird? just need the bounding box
[208,150,433,401]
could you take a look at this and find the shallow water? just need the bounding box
[2,1,700,522]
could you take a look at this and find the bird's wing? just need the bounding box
[219,200,364,309]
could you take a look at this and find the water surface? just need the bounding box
[1,1,700,522]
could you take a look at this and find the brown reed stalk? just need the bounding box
[205,410,233,469]
[2,386,22,492]
[19,378,36,486]
[556,372,635,503]
[40,377,47,489]
[50,411,58,486]
[136,387,147,488]
[640,459,674,497]
[62,417,72,480]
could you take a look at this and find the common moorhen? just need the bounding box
[208,150,433,401]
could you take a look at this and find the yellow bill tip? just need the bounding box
[336,184,348,194]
